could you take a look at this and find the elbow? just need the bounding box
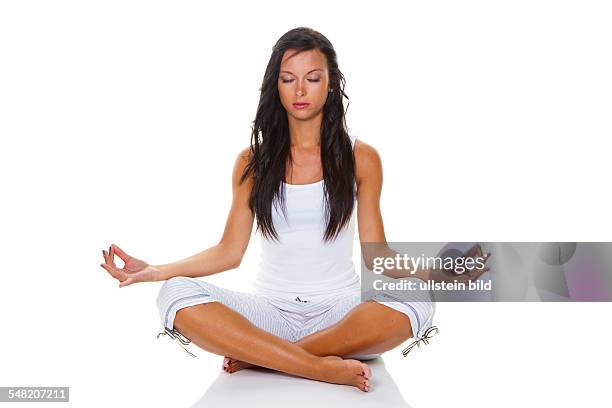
[218,241,246,270]
[361,242,393,273]
[230,255,243,269]
[228,247,245,269]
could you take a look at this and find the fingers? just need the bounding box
[463,244,491,273]
[465,243,484,259]
[100,244,142,288]
[469,266,490,280]
[100,262,126,281]
[464,244,478,258]
[109,245,115,266]
[465,244,492,265]
[103,248,117,269]
[110,244,130,263]
[100,261,136,288]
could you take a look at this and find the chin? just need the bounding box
[291,108,323,120]
[290,113,317,122]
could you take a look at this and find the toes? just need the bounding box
[362,377,370,392]
[361,363,372,379]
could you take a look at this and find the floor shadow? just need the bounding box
[190,357,411,408]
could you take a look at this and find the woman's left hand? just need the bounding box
[426,243,491,284]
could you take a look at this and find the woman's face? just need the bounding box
[277,48,330,122]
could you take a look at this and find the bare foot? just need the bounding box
[319,356,372,392]
[223,356,257,373]
[223,356,249,373]
[222,355,372,392]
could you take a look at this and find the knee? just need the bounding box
[384,311,413,342]
[156,277,214,329]
[157,276,188,300]
[364,301,414,341]
[394,315,414,341]
[159,276,196,292]
[156,277,212,310]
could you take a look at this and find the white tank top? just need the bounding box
[253,134,360,296]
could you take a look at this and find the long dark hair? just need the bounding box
[240,27,356,243]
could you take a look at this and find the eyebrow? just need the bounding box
[279,69,324,75]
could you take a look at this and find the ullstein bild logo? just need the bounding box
[360,242,612,302]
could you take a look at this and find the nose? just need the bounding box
[296,81,305,97]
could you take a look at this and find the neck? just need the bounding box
[287,111,323,149]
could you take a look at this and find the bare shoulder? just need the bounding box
[353,138,382,186]
[237,146,252,162]
[232,146,253,185]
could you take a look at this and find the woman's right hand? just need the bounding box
[100,244,161,287]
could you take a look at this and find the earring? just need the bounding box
[328,88,333,93]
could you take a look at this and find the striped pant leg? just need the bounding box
[369,290,436,342]
[294,290,436,360]
[156,276,295,341]
[292,293,382,360]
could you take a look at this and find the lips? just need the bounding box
[293,103,310,109]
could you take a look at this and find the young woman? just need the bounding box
[100,27,487,393]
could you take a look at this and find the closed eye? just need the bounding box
[281,79,320,83]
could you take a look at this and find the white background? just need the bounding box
[1,0,611,407]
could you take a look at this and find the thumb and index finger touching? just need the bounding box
[465,243,491,262]
[109,244,131,264]
[460,243,492,282]
[100,243,133,283]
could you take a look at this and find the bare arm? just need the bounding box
[355,139,489,283]
[355,140,430,281]
[154,147,255,281]
[353,140,412,277]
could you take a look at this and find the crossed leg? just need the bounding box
[173,301,373,392]
[224,300,413,373]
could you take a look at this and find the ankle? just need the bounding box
[306,355,330,378]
